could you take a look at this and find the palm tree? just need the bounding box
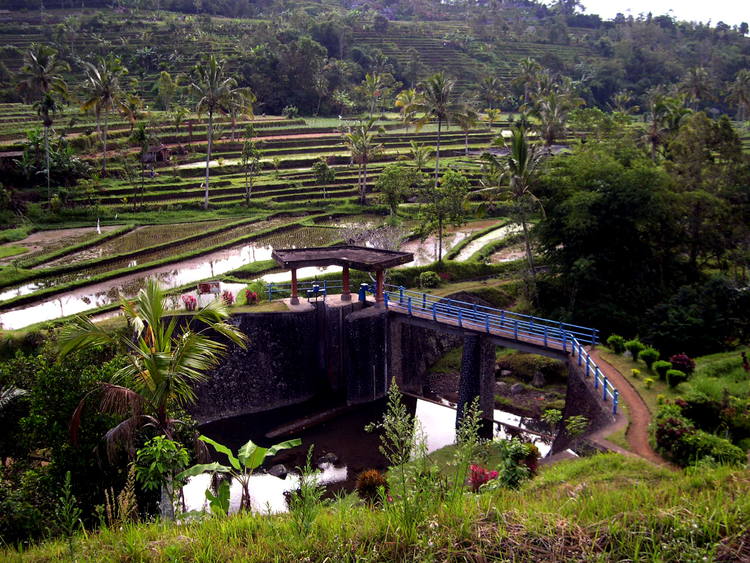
[395,88,420,132]
[81,55,127,174]
[118,93,144,133]
[609,89,640,115]
[480,126,544,298]
[477,75,503,109]
[415,72,456,185]
[361,72,384,118]
[484,107,502,131]
[409,140,432,171]
[191,55,239,210]
[453,105,479,156]
[59,279,247,464]
[17,43,69,201]
[727,69,750,122]
[228,88,255,141]
[680,66,713,109]
[513,57,541,106]
[531,90,583,146]
[343,118,383,205]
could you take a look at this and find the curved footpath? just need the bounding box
[588,348,673,468]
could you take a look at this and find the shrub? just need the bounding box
[468,464,498,492]
[669,353,696,375]
[666,369,689,388]
[419,271,441,288]
[653,360,672,380]
[640,347,659,369]
[606,334,626,354]
[644,377,654,389]
[631,368,640,378]
[624,339,646,361]
[355,469,388,504]
[282,105,300,119]
[682,430,747,466]
[221,290,235,306]
[244,290,258,305]
[181,294,197,311]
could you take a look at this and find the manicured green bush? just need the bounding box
[624,339,646,361]
[682,430,747,466]
[419,271,441,288]
[631,368,640,378]
[644,377,654,389]
[639,347,659,370]
[653,360,672,380]
[606,334,626,354]
[666,369,689,388]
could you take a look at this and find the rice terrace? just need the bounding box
[0,0,749,561]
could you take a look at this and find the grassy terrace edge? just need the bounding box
[4,454,748,562]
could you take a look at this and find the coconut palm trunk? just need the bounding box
[102,109,108,174]
[434,117,442,185]
[204,107,213,209]
[44,124,50,200]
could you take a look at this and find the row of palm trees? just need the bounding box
[18,43,250,209]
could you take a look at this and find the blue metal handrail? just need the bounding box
[266,280,344,301]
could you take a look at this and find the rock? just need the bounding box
[268,464,288,479]
[499,369,513,378]
[510,383,525,395]
[496,381,510,394]
[531,371,546,388]
[317,452,338,466]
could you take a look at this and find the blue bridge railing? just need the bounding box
[266,280,344,301]
[383,285,618,415]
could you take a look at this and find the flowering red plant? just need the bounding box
[468,464,498,492]
[245,290,258,304]
[221,290,235,305]
[181,294,197,311]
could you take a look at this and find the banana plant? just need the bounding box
[177,435,301,513]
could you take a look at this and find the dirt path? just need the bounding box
[589,348,672,468]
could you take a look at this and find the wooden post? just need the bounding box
[375,268,384,305]
[341,265,351,301]
[290,268,299,305]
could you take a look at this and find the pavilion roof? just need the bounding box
[271,245,413,271]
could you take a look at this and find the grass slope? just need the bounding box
[6,454,749,562]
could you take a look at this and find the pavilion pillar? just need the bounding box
[290,268,299,305]
[341,265,351,301]
[375,268,384,305]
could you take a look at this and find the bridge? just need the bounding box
[265,277,619,417]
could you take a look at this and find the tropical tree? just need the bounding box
[484,108,502,131]
[130,121,158,209]
[727,69,750,122]
[312,157,335,199]
[415,72,457,185]
[395,88,420,132]
[154,70,181,111]
[453,106,479,156]
[361,72,384,118]
[191,55,240,210]
[531,89,583,146]
[118,93,144,133]
[680,66,714,109]
[178,434,300,513]
[481,126,544,296]
[419,169,469,262]
[409,141,433,171]
[641,94,691,161]
[17,43,69,200]
[513,57,541,105]
[240,128,262,206]
[376,164,425,215]
[609,90,639,115]
[343,118,383,205]
[477,75,503,109]
[59,279,247,463]
[81,55,127,174]
[228,88,255,141]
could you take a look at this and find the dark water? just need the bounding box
[183,395,554,514]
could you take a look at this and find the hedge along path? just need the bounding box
[588,348,674,468]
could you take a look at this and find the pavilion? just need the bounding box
[271,245,414,305]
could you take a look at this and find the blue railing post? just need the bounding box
[602,376,609,401]
[422,293,427,310]
[514,320,518,339]
[585,356,591,377]
[407,297,412,316]
[594,367,599,389]
[384,292,389,309]
[432,303,436,321]
[591,328,598,346]
[399,286,404,305]
[562,329,567,353]
[458,309,463,327]
[267,283,274,302]
[543,326,548,347]
[358,283,368,302]
[485,314,490,333]
[578,344,583,366]
[501,311,505,327]
[613,390,619,415]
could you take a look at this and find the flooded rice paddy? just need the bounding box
[454,223,522,261]
[399,219,503,266]
[0,226,118,265]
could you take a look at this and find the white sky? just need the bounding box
[576,1,750,27]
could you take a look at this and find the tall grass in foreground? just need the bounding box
[5,454,749,562]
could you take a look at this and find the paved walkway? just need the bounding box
[589,348,672,467]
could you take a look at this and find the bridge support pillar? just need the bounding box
[456,334,495,428]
